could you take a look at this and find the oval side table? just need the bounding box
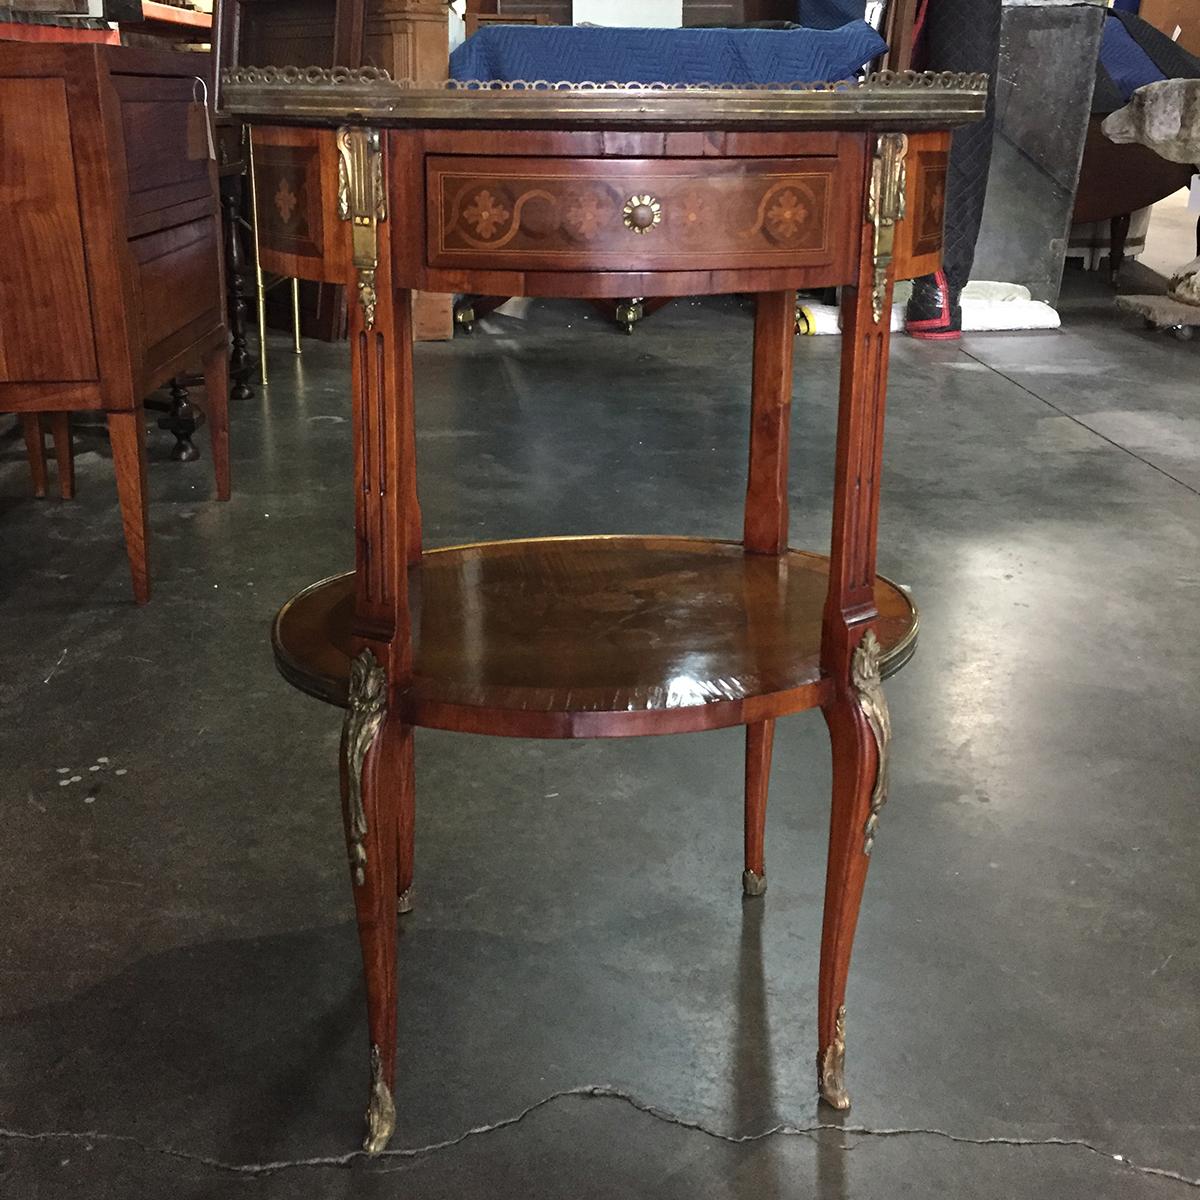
[223,68,986,1154]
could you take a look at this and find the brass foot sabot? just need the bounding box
[363,1045,396,1154]
[742,869,767,898]
[818,1006,851,1111]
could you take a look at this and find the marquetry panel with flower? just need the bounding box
[426,156,844,272]
[911,150,949,258]
[254,142,325,261]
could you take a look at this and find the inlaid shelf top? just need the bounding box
[221,67,988,130]
[272,537,918,739]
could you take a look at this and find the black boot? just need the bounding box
[905,0,1002,342]
[906,270,963,340]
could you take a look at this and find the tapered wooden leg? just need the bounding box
[106,410,150,605]
[741,290,795,900]
[21,414,47,498]
[202,346,231,501]
[743,719,774,897]
[340,659,406,1154]
[49,413,74,499]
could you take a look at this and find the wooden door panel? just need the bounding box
[0,78,97,383]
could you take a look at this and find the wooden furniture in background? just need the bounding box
[1138,0,1200,59]
[1073,116,1194,284]
[0,42,230,603]
[20,414,74,499]
[225,67,983,1153]
[214,0,452,341]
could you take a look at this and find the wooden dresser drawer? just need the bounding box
[426,155,851,273]
[112,73,213,221]
[129,217,222,369]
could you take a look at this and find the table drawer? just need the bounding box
[112,73,213,221]
[426,155,848,273]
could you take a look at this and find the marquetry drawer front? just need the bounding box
[113,74,213,221]
[427,156,844,272]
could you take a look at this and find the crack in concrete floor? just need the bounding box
[2,1087,1198,1188]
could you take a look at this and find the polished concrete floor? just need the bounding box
[1,272,1198,1197]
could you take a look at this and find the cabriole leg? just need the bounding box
[340,649,406,1153]
[816,131,905,1110]
[817,633,890,1111]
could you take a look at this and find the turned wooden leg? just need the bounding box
[740,290,796,899]
[340,651,406,1154]
[160,378,203,463]
[743,719,774,897]
[222,183,255,401]
[49,413,75,500]
[21,414,47,498]
[106,410,150,605]
[202,346,231,501]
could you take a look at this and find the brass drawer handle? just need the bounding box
[623,194,662,234]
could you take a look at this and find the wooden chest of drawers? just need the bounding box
[0,44,226,400]
[0,43,229,602]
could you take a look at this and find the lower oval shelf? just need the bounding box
[272,535,918,739]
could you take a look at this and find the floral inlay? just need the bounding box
[463,189,511,239]
[563,192,605,239]
[678,189,713,234]
[274,176,298,223]
[926,178,946,229]
[765,189,809,240]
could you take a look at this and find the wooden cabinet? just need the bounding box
[0,43,229,603]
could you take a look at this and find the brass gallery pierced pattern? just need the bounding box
[223,65,989,94]
[224,65,395,86]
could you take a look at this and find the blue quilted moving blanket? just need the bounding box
[449,23,888,87]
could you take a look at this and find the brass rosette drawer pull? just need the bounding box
[623,194,662,234]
